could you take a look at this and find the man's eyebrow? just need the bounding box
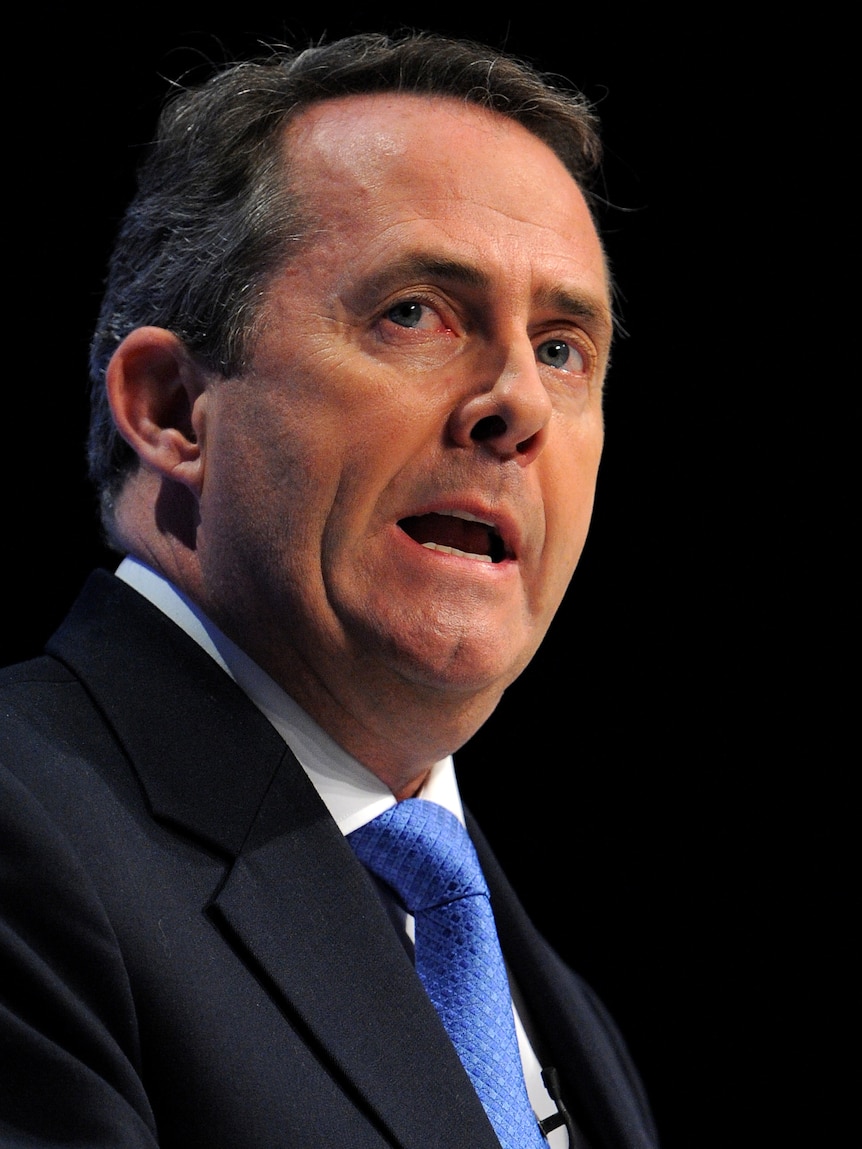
[534,285,614,342]
[348,252,613,339]
[348,254,490,306]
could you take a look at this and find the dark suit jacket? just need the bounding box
[0,571,658,1148]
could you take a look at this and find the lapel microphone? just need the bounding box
[540,1066,582,1144]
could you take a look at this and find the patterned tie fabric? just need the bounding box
[348,798,546,1148]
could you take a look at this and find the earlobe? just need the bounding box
[106,326,208,492]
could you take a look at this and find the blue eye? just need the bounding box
[386,301,425,328]
[536,339,584,372]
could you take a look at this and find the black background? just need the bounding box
[5,10,844,1147]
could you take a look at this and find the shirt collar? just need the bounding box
[114,557,464,835]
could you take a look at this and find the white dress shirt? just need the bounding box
[115,556,568,1146]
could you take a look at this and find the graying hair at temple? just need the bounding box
[87,31,604,535]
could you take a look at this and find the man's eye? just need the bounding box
[386,301,429,329]
[376,297,454,348]
[536,338,585,372]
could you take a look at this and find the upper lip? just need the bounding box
[396,500,521,562]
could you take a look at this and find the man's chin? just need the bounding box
[383,627,538,707]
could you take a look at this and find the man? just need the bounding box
[0,32,658,1149]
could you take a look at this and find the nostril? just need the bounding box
[470,415,507,442]
[516,433,538,454]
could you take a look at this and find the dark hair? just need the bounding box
[88,31,603,530]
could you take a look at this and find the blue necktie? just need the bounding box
[348,799,547,1148]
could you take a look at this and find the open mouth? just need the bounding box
[397,511,508,564]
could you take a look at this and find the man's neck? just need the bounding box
[114,556,462,820]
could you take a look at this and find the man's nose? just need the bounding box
[447,342,553,463]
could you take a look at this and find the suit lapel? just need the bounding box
[49,572,500,1149]
[46,570,282,854]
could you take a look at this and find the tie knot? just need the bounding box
[347,799,488,914]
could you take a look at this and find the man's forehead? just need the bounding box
[288,93,602,234]
[286,91,585,201]
[278,91,616,330]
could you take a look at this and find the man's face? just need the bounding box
[194,93,611,753]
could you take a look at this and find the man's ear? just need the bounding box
[106,326,209,493]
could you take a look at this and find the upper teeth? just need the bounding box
[441,510,495,527]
